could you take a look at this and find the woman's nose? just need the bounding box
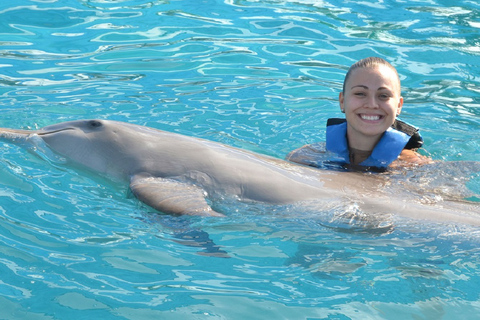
[364,94,379,109]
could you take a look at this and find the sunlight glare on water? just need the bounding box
[0,0,479,319]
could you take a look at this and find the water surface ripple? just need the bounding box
[0,0,480,319]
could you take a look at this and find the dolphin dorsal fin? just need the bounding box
[129,175,224,217]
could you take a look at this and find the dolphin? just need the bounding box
[0,119,479,226]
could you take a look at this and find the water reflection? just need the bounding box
[0,0,479,318]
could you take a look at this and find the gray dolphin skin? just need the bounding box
[1,119,479,225]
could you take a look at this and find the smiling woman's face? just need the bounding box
[339,65,404,150]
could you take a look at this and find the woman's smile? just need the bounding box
[358,113,385,122]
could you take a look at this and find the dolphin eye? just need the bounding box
[88,120,102,128]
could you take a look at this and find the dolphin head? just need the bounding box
[37,119,130,179]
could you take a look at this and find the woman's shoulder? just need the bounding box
[286,143,350,170]
[286,142,325,161]
[286,142,327,167]
[390,149,434,168]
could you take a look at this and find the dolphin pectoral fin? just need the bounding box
[129,176,224,217]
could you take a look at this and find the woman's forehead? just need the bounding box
[347,66,401,91]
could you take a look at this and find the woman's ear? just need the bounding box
[339,92,345,113]
[396,96,404,115]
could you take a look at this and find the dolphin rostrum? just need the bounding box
[0,119,479,225]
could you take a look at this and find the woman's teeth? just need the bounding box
[360,114,381,121]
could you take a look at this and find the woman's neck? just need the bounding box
[346,130,382,152]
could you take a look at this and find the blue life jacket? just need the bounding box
[326,118,423,168]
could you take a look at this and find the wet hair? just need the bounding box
[342,57,400,93]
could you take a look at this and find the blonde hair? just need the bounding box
[342,57,400,93]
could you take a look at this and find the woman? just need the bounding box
[287,57,432,171]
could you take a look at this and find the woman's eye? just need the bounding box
[354,92,365,96]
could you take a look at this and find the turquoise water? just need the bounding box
[1,0,480,319]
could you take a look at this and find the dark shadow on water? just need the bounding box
[141,213,230,258]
